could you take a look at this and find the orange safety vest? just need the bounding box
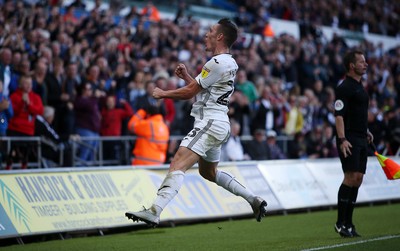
[141,6,161,22]
[263,23,275,37]
[128,109,170,165]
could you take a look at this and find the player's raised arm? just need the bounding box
[153,63,202,100]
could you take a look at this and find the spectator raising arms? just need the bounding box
[74,82,102,163]
[101,96,134,164]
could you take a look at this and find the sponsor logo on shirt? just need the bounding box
[201,67,210,78]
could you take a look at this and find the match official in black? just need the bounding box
[333,50,373,238]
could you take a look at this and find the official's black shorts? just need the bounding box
[337,134,368,174]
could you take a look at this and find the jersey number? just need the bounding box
[183,127,201,140]
[216,80,234,106]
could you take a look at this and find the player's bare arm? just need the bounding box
[153,63,202,100]
[175,63,194,83]
[153,80,202,100]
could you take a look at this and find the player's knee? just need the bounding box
[344,172,363,187]
[355,176,363,187]
[199,168,215,182]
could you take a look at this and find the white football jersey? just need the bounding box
[193,54,238,122]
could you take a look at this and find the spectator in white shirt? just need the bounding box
[221,119,250,161]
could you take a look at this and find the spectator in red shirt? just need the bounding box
[63,5,79,25]
[6,75,44,169]
[155,77,176,128]
[101,95,134,163]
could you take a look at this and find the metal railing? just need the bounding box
[0,135,293,169]
[0,137,43,169]
[4,134,398,169]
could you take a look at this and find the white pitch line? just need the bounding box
[301,235,400,251]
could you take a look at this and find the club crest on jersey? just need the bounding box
[334,100,344,111]
[201,67,210,78]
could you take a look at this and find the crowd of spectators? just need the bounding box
[0,0,399,168]
[233,0,400,37]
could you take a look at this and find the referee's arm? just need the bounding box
[335,115,352,157]
[335,115,345,139]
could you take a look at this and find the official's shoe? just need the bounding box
[251,196,268,222]
[348,225,361,237]
[334,223,353,238]
[125,207,160,227]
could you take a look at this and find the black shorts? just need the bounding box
[337,134,368,174]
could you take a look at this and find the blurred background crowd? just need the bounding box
[0,0,399,168]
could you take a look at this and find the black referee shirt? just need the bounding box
[334,76,369,136]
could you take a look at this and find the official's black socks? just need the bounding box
[337,183,352,225]
[345,186,359,227]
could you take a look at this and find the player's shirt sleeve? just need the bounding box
[334,83,349,117]
[195,57,224,89]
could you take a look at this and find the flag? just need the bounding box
[374,151,400,180]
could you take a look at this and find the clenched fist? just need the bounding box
[153,87,164,99]
[175,63,188,79]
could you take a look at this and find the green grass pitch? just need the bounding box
[2,203,400,251]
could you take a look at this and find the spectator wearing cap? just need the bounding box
[266,130,286,160]
[244,128,271,160]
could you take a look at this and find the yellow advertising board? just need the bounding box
[0,169,157,237]
[0,165,252,238]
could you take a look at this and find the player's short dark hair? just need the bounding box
[343,50,364,72]
[217,18,238,48]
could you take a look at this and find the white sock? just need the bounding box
[215,170,254,203]
[152,170,185,216]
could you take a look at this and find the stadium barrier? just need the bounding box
[0,135,292,168]
[1,157,400,241]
